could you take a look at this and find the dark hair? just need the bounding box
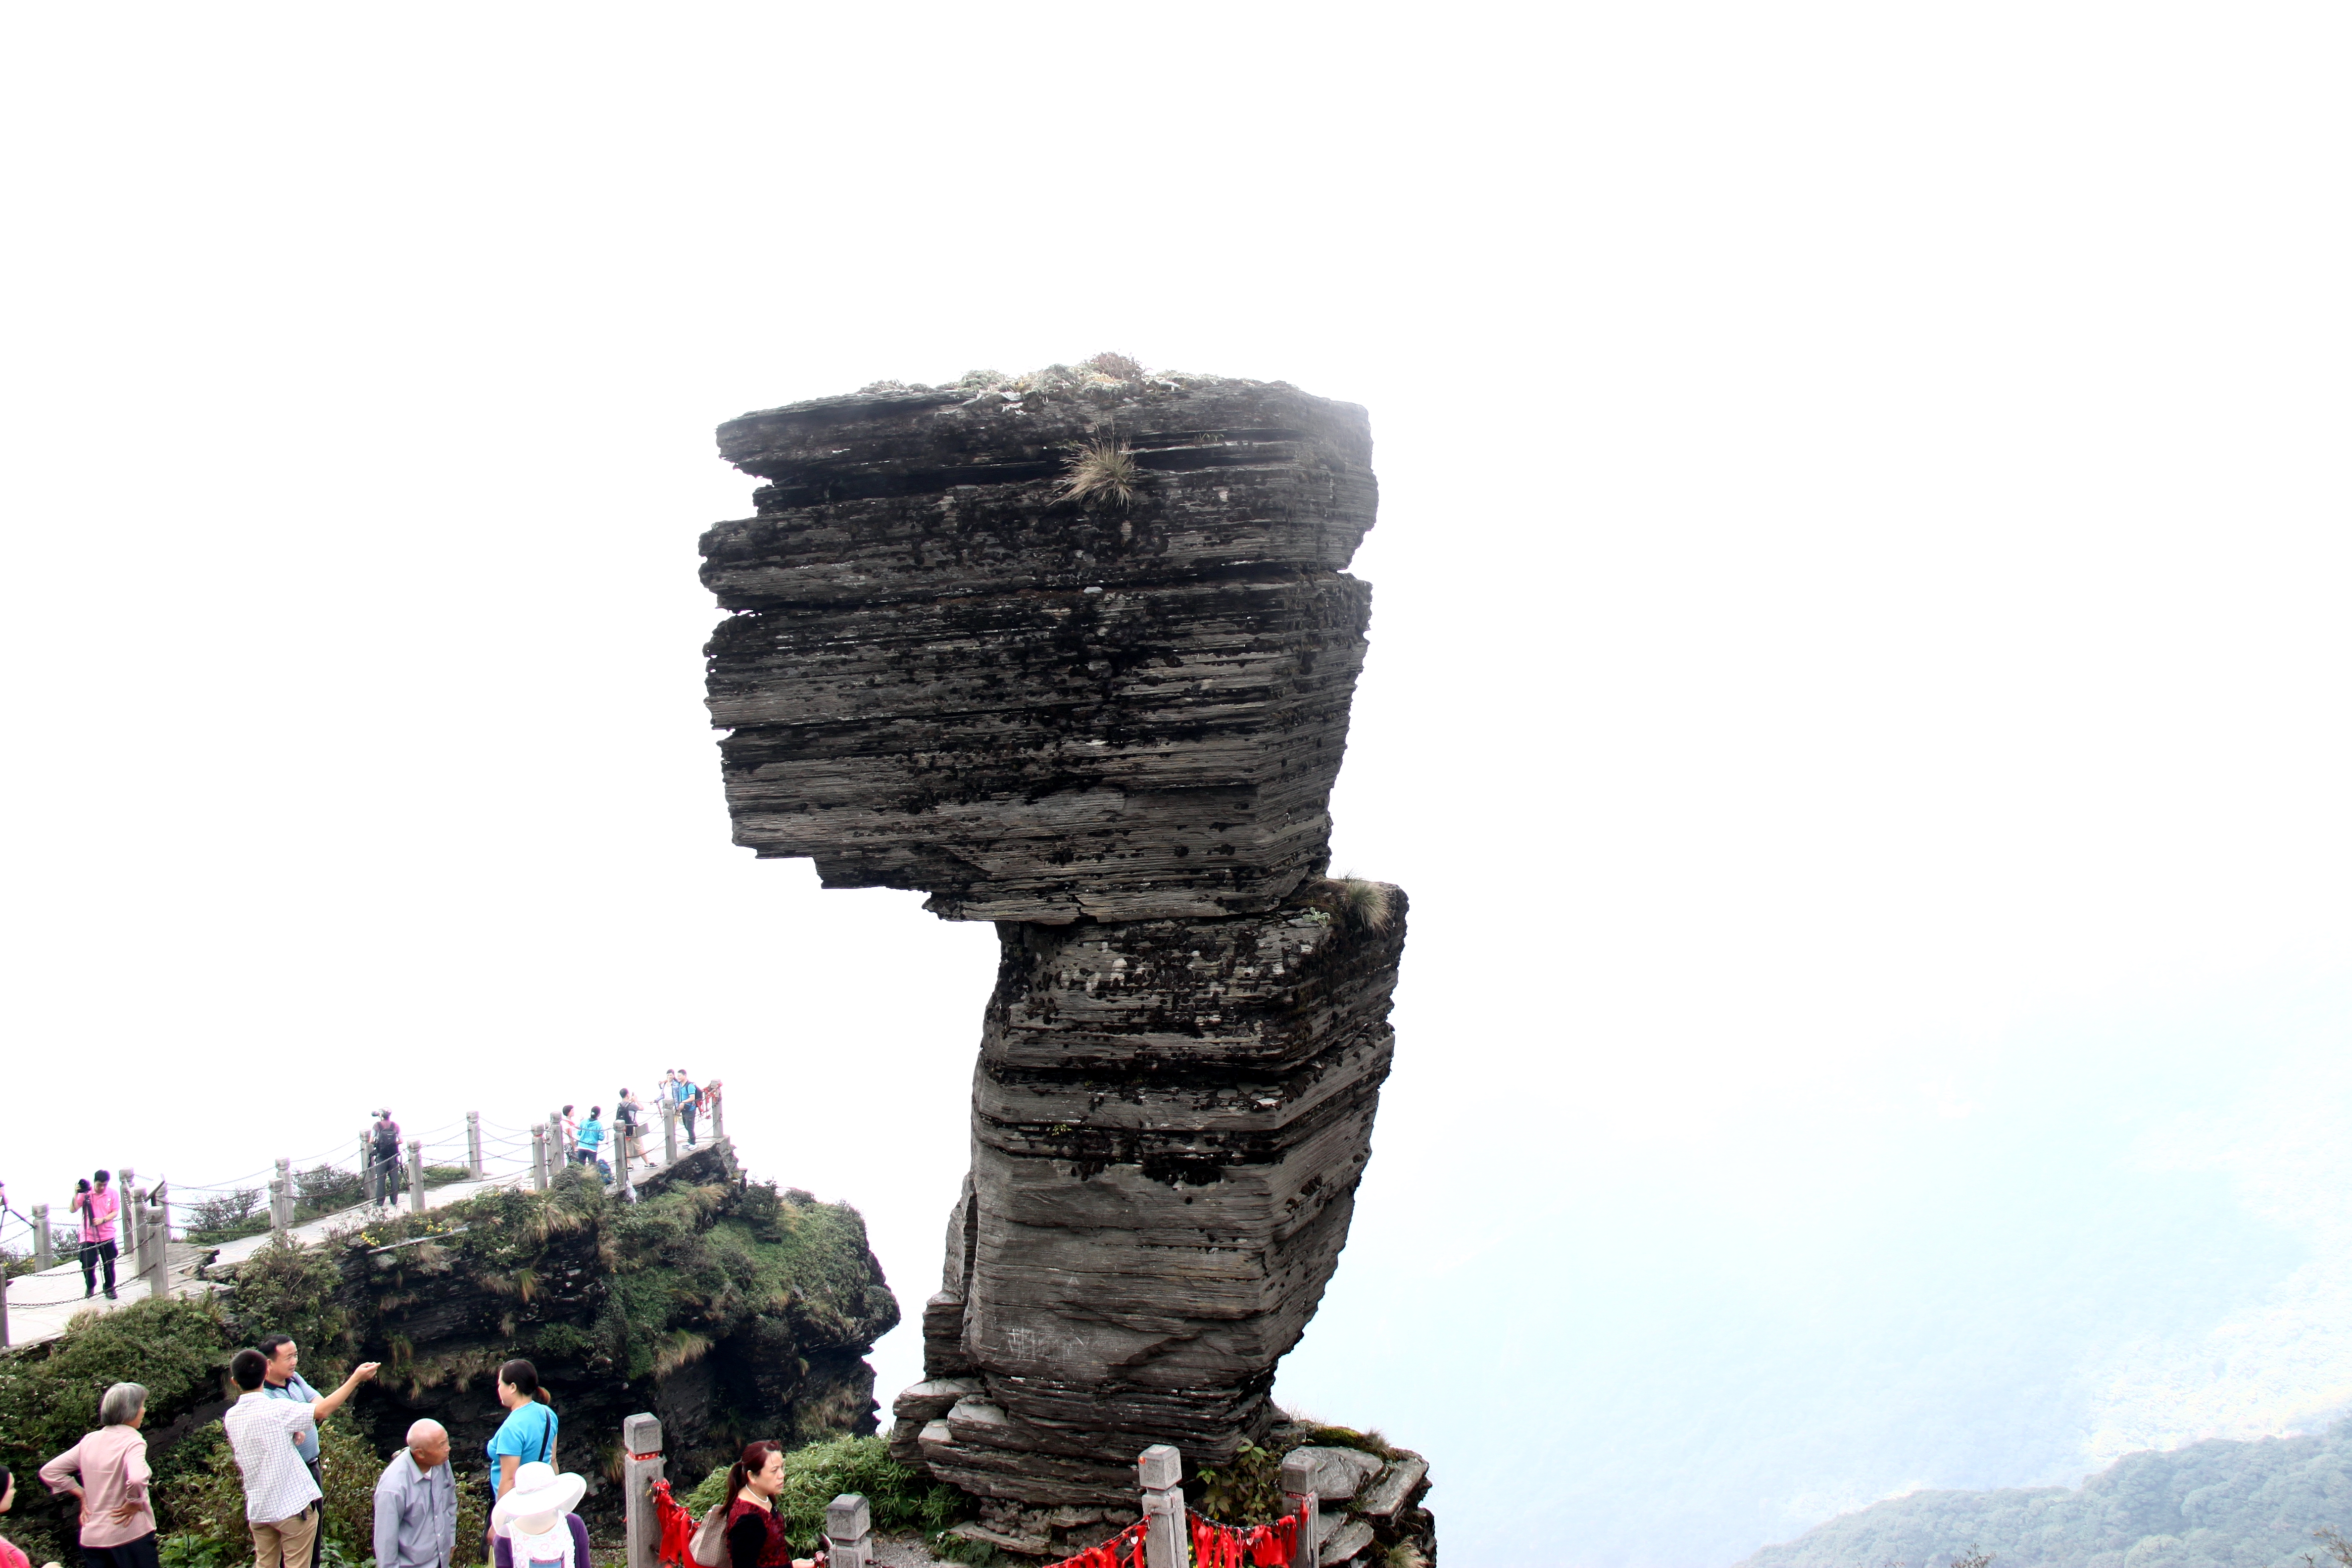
[231,1349,270,1391]
[94,1170,111,1183]
[257,1334,294,1361]
[561,1105,573,1116]
[589,1106,602,1117]
[498,1358,549,1404]
[723,1440,784,1505]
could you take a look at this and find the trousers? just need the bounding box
[250,1505,319,1568]
[80,1239,117,1295]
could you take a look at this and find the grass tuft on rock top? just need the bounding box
[683,1435,967,1544]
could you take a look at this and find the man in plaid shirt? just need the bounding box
[224,1347,380,1568]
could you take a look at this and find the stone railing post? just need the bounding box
[1279,1451,1324,1566]
[467,1113,485,1179]
[662,1103,678,1164]
[0,1272,10,1348]
[547,1113,567,1166]
[407,1138,426,1214]
[1138,1445,1185,1568]
[32,1203,52,1270]
[824,1494,872,1568]
[275,1158,294,1230]
[360,1130,374,1195]
[144,1195,169,1299]
[119,1167,138,1272]
[711,1087,725,1141]
[531,1127,549,1191]
[623,1412,664,1568]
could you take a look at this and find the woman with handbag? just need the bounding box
[39,1383,156,1568]
[484,1361,558,1555]
[708,1441,791,1568]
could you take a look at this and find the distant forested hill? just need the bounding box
[1737,1422,2352,1568]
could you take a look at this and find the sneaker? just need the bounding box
[104,1288,117,1299]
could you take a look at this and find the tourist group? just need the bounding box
[364,1071,719,1206]
[6,1336,820,1568]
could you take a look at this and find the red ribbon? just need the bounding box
[1044,1519,1150,1568]
[1187,1504,1306,1568]
[647,1478,701,1568]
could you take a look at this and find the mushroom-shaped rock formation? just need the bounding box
[700,368,1406,1505]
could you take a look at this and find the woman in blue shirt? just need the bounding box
[486,1360,558,1512]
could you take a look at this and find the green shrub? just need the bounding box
[0,1295,229,1489]
[684,1436,966,1545]
[1199,1441,1285,1524]
[295,1166,367,1219]
[184,1191,265,1236]
[222,1233,350,1370]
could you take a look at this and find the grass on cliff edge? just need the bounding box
[683,1435,967,1545]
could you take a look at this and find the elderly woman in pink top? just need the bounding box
[40,1382,157,1568]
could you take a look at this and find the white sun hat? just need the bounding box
[491,1462,588,1535]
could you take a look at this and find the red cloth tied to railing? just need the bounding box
[648,1477,700,1568]
[1190,1505,1306,1568]
[1044,1519,1149,1568]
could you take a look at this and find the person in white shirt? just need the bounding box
[223,1347,379,1568]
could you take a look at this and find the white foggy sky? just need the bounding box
[3,5,2350,1566]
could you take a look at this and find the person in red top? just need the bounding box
[0,1463,37,1568]
[719,1442,791,1568]
[71,1173,120,1300]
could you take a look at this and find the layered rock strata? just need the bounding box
[702,370,1407,1517]
[704,378,1376,924]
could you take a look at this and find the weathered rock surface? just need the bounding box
[703,368,1415,1532]
[702,377,1376,924]
[896,889,1406,1505]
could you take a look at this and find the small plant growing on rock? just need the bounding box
[1083,351,1145,380]
[1059,439,1143,508]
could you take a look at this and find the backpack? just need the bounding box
[372,1123,400,1158]
[688,1504,731,1568]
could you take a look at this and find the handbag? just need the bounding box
[688,1504,732,1568]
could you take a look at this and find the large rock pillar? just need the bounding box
[700,365,1404,1503]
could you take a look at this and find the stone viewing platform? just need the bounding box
[0,1099,729,1352]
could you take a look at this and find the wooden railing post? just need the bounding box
[1279,1450,1324,1566]
[467,1112,485,1180]
[1139,1445,1185,1568]
[825,1494,872,1568]
[623,1412,664,1568]
[32,1203,51,1270]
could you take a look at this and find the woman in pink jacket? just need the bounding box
[40,1382,156,1568]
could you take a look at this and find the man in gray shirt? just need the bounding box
[373,1420,456,1568]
